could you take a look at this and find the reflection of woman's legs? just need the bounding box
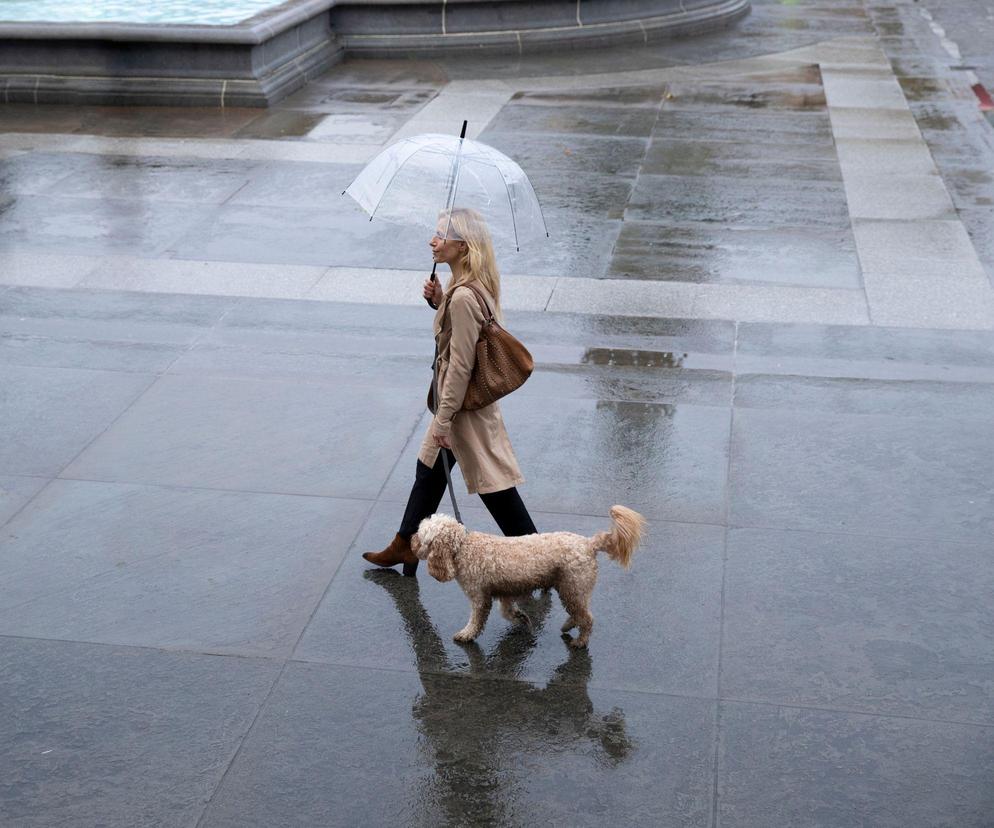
[479,487,537,536]
[398,450,457,539]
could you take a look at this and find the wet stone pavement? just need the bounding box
[3,1,994,826]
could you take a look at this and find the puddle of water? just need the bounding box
[581,347,687,369]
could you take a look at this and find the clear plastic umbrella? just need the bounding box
[343,123,549,253]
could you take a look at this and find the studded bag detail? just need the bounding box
[428,283,534,413]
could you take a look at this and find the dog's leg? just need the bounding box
[454,595,492,643]
[499,595,532,628]
[558,583,595,648]
[572,609,594,649]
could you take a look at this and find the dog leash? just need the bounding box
[431,341,463,525]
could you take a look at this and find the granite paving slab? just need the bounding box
[0,481,370,656]
[0,195,218,258]
[42,154,256,205]
[717,701,994,828]
[641,138,840,180]
[0,363,155,477]
[198,660,717,827]
[728,406,993,542]
[480,130,648,177]
[0,474,48,527]
[734,374,994,418]
[484,102,660,138]
[0,251,101,288]
[608,223,860,288]
[626,174,850,229]
[722,527,994,723]
[0,637,280,828]
[166,202,433,269]
[60,372,425,499]
[381,395,731,524]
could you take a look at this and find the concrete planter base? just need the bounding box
[0,0,749,106]
[333,0,751,57]
[0,0,343,107]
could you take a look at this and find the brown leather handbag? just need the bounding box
[428,283,534,413]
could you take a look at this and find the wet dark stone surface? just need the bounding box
[718,701,994,828]
[199,660,717,827]
[0,637,280,828]
[4,0,994,823]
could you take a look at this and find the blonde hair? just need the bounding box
[441,207,503,320]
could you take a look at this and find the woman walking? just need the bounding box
[363,207,537,576]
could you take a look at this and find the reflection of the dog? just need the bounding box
[365,569,635,825]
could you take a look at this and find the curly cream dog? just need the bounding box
[411,506,645,648]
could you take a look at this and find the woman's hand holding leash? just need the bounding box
[434,433,452,449]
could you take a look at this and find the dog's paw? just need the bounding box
[453,630,476,643]
[567,636,589,650]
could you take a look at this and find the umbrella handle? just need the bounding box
[425,262,438,308]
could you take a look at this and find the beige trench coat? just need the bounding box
[417,283,525,495]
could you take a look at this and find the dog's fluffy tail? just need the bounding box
[590,505,645,569]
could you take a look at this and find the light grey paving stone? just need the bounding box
[0,194,218,258]
[0,283,236,329]
[1,327,191,374]
[0,474,48,527]
[224,161,363,209]
[548,278,699,319]
[690,284,869,326]
[722,527,994,723]
[298,505,723,697]
[728,406,994,542]
[0,251,102,288]
[0,480,370,656]
[851,218,982,270]
[863,267,994,329]
[735,320,994,382]
[382,395,731,524]
[627,173,850,229]
[821,74,910,109]
[549,278,869,325]
[608,223,861,289]
[844,173,956,220]
[734,374,994,418]
[0,637,280,828]
[200,660,717,828]
[481,130,649,177]
[78,256,327,300]
[166,202,434,270]
[718,701,994,828]
[0,151,83,196]
[485,101,659,138]
[640,138,840,180]
[306,267,555,311]
[0,363,155,476]
[828,106,924,140]
[60,373,425,499]
[835,137,939,175]
[45,155,254,205]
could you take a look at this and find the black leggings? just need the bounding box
[398,449,537,539]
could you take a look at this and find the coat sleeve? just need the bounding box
[433,288,485,437]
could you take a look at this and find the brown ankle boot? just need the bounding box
[362,533,418,576]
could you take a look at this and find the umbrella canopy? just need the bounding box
[344,132,549,252]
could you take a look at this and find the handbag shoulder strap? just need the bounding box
[459,283,497,324]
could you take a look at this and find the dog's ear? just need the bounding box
[427,542,456,582]
[425,522,461,582]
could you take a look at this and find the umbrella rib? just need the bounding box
[494,163,520,252]
[368,142,437,222]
